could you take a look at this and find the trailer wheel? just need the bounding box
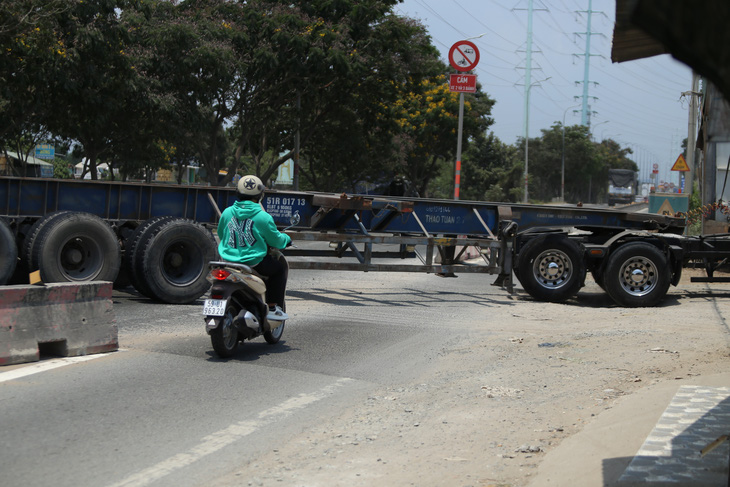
[21,211,74,264]
[604,242,670,307]
[140,219,217,304]
[516,235,584,302]
[30,212,120,283]
[113,224,136,289]
[125,216,175,297]
[0,218,17,285]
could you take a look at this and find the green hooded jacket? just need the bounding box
[217,200,291,265]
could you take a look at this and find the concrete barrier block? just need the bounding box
[0,282,117,366]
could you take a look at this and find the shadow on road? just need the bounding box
[205,340,295,363]
[287,287,517,308]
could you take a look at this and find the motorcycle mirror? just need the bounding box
[289,211,300,226]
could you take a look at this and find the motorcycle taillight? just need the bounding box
[210,269,231,281]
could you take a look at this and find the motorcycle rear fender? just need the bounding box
[205,317,219,334]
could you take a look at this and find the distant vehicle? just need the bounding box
[607,168,638,206]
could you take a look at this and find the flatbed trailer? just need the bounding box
[0,175,723,307]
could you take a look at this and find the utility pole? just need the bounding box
[522,0,534,203]
[684,73,700,198]
[293,90,300,191]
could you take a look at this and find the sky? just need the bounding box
[394,0,694,187]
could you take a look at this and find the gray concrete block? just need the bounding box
[0,282,117,365]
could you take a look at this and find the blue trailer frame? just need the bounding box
[0,176,684,235]
[0,176,689,302]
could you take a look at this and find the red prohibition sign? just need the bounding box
[449,40,480,72]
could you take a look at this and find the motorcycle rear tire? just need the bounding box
[210,305,240,358]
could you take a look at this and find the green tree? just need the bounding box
[0,0,494,192]
[295,12,448,192]
[0,0,71,166]
[460,132,522,202]
[593,138,638,203]
[519,123,603,203]
[41,0,152,180]
[386,75,494,196]
[123,0,249,185]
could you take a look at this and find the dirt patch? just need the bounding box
[217,278,730,487]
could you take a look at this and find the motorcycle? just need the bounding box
[202,212,299,358]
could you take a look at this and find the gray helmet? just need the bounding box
[237,175,265,197]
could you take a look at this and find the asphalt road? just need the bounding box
[3,262,730,487]
[1,268,500,487]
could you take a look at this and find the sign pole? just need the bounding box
[448,40,480,201]
[671,154,690,193]
[454,93,465,200]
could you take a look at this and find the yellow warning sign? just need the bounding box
[671,154,690,171]
[657,199,675,216]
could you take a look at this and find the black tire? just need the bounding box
[516,235,585,302]
[0,218,17,285]
[21,211,74,264]
[30,212,120,283]
[125,216,175,297]
[210,304,240,358]
[603,242,671,307]
[139,218,217,304]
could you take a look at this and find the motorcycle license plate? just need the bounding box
[203,299,226,316]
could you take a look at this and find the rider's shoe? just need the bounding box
[267,305,289,321]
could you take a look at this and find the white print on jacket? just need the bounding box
[227,217,257,248]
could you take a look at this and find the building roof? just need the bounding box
[611,0,730,102]
[5,151,53,166]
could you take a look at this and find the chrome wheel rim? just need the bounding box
[532,249,573,289]
[618,256,658,297]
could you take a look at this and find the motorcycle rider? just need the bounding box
[217,175,291,321]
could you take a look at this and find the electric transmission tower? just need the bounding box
[515,0,547,203]
[573,0,603,127]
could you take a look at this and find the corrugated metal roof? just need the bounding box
[5,151,53,166]
[611,0,667,63]
[611,0,730,102]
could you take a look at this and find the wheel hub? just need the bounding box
[65,247,83,266]
[534,250,571,288]
[629,268,646,285]
[619,257,656,296]
[167,252,183,268]
[546,261,561,277]
[59,236,102,279]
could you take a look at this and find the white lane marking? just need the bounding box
[108,377,354,487]
[0,353,116,383]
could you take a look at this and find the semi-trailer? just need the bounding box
[1,176,722,308]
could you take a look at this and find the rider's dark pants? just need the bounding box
[253,254,288,308]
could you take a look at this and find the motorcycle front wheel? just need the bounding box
[210,305,240,358]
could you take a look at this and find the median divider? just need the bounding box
[0,281,117,365]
